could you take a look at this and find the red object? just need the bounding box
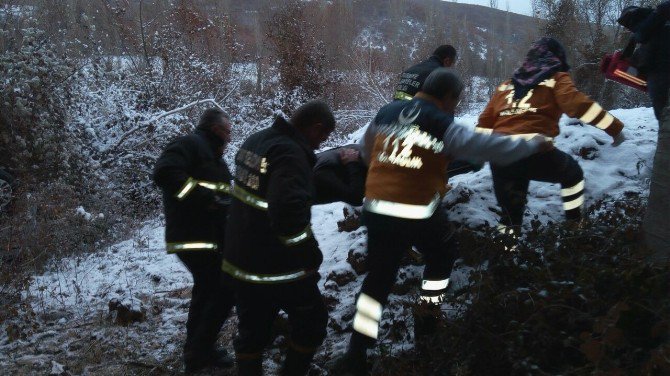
[600,51,647,92]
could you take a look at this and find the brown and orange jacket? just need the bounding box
[476,72,623,139]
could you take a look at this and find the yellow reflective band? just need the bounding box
[176,178,197,200]
[232,184,269,210]
[356,293,383,321]
[580,103,604,123]
[419,295,443,304]
[563,195,585,211]
[364,195,440,220]
[353,313,379,339]
[595,113,614,130]
[422,279,449,291]
[221,260,311,284]
[279,226,312,246]
[393,91,414,101]
[474,127,494,135]
[561,180,585,197]
[167,242,217,253]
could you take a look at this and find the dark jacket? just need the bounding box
[631,10,670,119]
[314,144,367,206]
[152,130,232,252]
[223,117,321,284]
[393,55,443,100]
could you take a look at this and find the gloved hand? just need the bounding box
[612,130,627,147]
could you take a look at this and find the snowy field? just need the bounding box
[2,106,658,374]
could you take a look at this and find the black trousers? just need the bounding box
[177,251,235,363]
[233,276,329,361]
[349,208,458,351]
[491,148,585,229]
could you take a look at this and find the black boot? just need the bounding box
[236,355,263,376]
[184,347,234,373]
[327,348,368,376]
[281,347,316,376]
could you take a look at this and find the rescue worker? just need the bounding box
[330,69,551,375]
[393,45,457,101]
[617,3,670,254]
[222,101,335,375]
[314,145,366,206]
[152,108,235,373]
[476,37,626,240]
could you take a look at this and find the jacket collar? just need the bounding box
[272,116,316,164]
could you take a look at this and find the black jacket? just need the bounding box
[223,117,321,284]
[393,55,443,100]
[152,130,232,252]
[314,144,367,206]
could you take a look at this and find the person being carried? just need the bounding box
[476,37,625,242]
[314,144,367,206]
[152,108,236,373]
[330,68,551,376]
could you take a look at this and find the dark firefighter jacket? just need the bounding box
[314,144,367,206]
[222,117,321,284]
[393,55,443,101]
[152,129,232,253]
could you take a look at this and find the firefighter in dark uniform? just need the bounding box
[393,44,457,101]
[330,69,551,375]
[314,144,367,206]
[152,108,235,372]
[222,101,336,375]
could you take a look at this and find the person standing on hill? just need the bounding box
[393,44,457,101]
[222,101,335,376]
[152,108,235,373]
[476,37,626,242]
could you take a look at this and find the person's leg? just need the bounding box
[520,149,585,221]
[281,277,329,376]
[491,164,531,231]
[233,283,280,376]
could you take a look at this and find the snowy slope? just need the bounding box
[6,107,658,373]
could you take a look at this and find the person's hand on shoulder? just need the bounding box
[339,148,360,164]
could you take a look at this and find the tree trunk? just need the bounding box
[643,94,670,262]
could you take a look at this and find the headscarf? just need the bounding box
[511,37,570,99]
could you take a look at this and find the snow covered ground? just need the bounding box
[2,106,658,374]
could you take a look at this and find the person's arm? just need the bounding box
[553,73,624,139]
[152,138,216,206]
[314,163,366,206]
[442,121,547,166]
[266,143,314,245]
[358,120,377,166]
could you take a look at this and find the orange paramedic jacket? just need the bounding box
[476,72,623,139]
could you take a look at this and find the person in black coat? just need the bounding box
[314,144,367,206]
[152,108,235,373]
[393,44,457,101]
[223,100,336,376]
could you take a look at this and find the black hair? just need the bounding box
[617,6,654,31]
[197,108,229,130]
[290,100,336,130]
[422,68,464,99]
[433,45,457,61]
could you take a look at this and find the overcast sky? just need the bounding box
[445,0,534,16]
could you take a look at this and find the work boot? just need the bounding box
[236,355,263,376]
[184,347,234,373]
[281,347,316,376]
[327,349,368,376]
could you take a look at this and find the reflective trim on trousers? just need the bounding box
[580,103,604,123]
[419,295,444,304]
[363,195,440,220]
[563,195,585,211]
[279,226,313,246]
[422,278,449,291]
[232,184,269,210]
[353,293,383,339]
[561,180,585,197]
[166,242,218,254]
[393,91,413,101]
[221,260,312,284]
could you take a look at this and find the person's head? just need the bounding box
[524,37,570,72]
[617,6,654,31]
[420,68,465,113]
[290,100,336,150]
[197,108,232,147]
[433,45,457,67]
